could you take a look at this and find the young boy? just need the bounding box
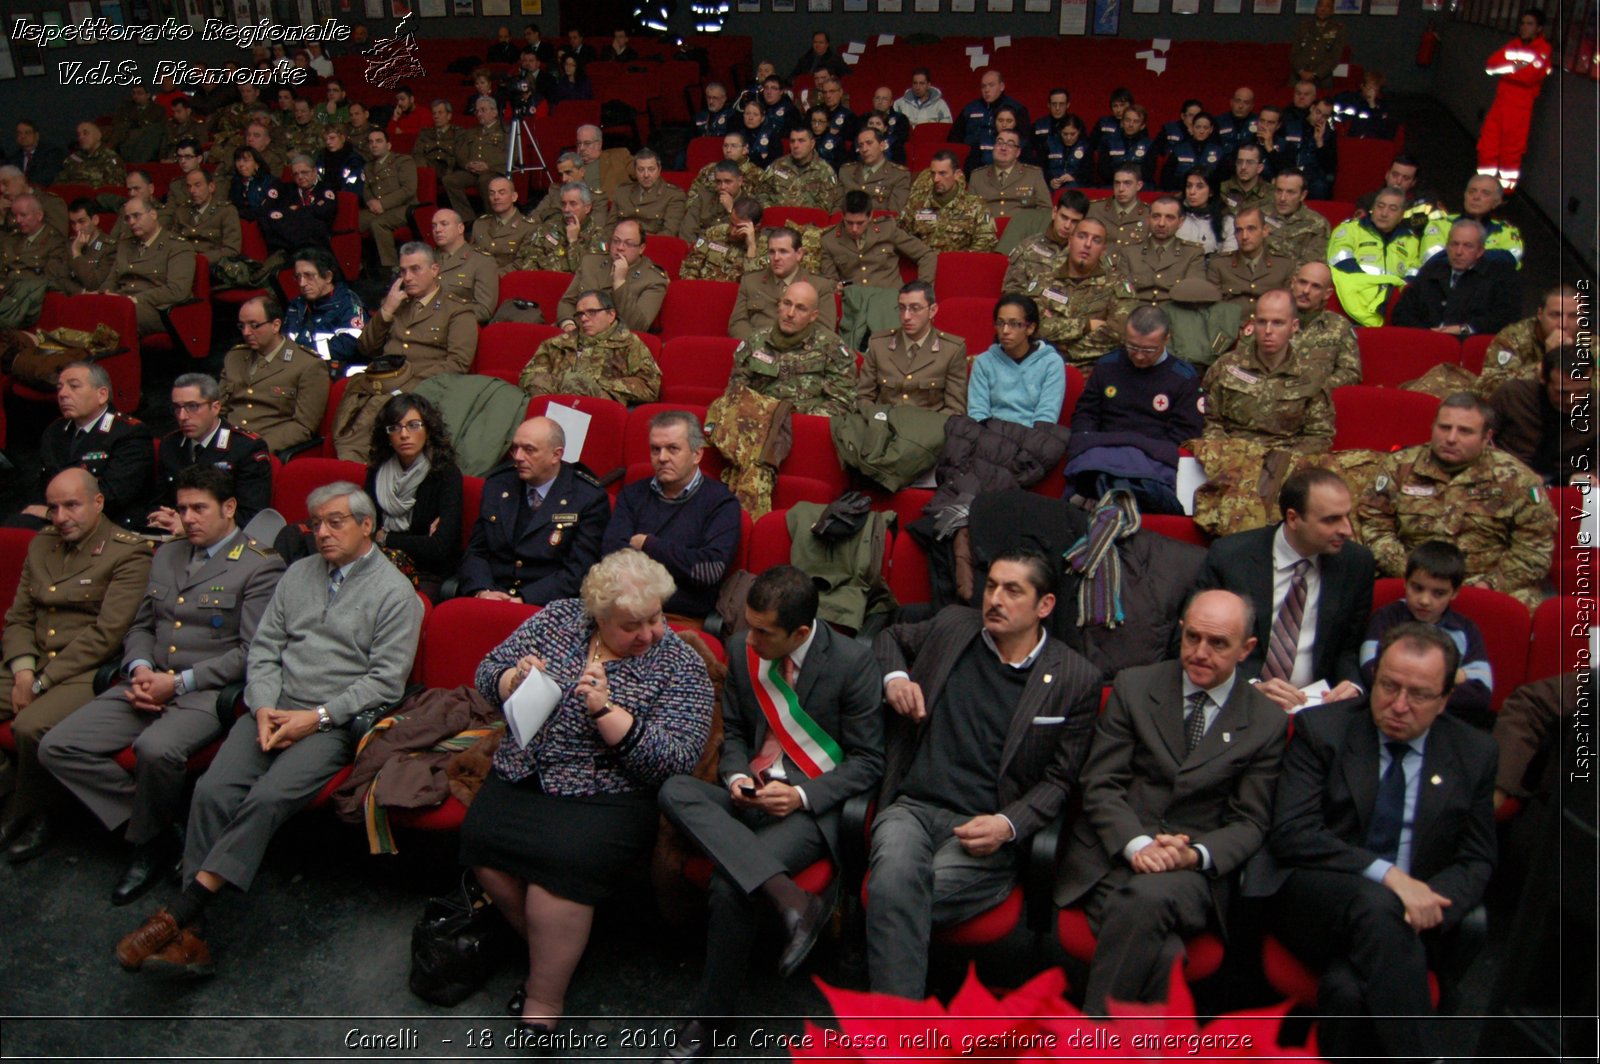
[1360,540,1494,727]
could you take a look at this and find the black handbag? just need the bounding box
[408,870,511,1006]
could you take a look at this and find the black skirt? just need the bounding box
[458,771,658,906]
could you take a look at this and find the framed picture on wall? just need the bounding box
[772,0,796,10]
[418,0,446,15]
[953,0,976,10]
[809,0,833,10]
[988,0,1015,10]
[1333,0,1361,12]
[0,36,15,80]
[483,0,510,12]
[519,0,541,13]
[1059,0,1089,34]
[844,0,869,9]
[1132,0,1160,11]
[1294,0,1316,10]
[880,0,904,10]
[1214,0,1242,11]
[454,0,475,14]
[1253,0,1283,12]
[736,0,761,9]
[1092,0,1117,31]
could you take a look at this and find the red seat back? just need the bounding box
[1354,327,1461,388]
[658,336,737,404]
[497,270,574,311]
[934,252,1009,301]
[420,597,538,688]
[1372,578,1529,710]
[474,323,562,384]
[1528,596,1587,683]
[524,394,627,477]
[271,457,367,523]
[1331,385,1439,452]
[931,295,995,357]
[644,235,689,281]
[657,278,740,340]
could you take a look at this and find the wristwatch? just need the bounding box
[316,706,333,732]
[30,678,44,696]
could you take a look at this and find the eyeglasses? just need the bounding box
[1125,343,1165,357]
[309,512,357,531]
[995,319,1030,330]
[385,419,425,434]
[611,238,643,249]
[238,320,270,333]
[1374,678,1445,706]
[171,401,212,415]
[573,307,609,318]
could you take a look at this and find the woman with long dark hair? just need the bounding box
[363,394,464,601]
[1176,170,1237,256]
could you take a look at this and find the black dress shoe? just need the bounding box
[778,892,830,979]
[505,986,525,1016]
[0,815,29,850]
[111,845,173,906]
[654,1020,713,1062]
[5,817,52,864]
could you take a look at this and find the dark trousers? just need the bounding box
[657,774,828,1019]
[1083,865,1214,1014]
[1270,868,1443,1062]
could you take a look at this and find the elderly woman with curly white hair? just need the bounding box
[459,549,714,1033]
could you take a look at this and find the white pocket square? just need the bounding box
[1031,716,1065,725]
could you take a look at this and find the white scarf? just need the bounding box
[375,452,431,532]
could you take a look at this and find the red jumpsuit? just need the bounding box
[1476,33,1553,191]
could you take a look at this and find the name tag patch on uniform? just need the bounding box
[1043,289,1069,305]
[1227,366,1260,385]
[915,211,937,223]
[1401,484,1435,497]
[752,350,775,364]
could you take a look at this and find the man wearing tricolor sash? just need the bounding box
[657,566,884,1060]
[865,549,1102,1000]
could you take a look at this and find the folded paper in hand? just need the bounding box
[504,666,563,748]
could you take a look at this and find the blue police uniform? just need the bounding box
[747,126,780,168]
[1042,132,1093,188]
[820,104,858,143]
[1096,130,1156,186]
[1160,137,1226,191]
[1157,118,1190,159]
[764,98,802,138]
[1213,112,1258,160]
[456,462,611,605]
[283,283,368,367]
[953,94,1030,149]
[863,110,910,163]
[317,147,365,199]
[815,132,849,171]
[1090,113,1122,150]
[1331,91,1398,139]
[1291,128,1338,200]
[694,106,736,139]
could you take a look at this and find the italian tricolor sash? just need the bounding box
[746,643,843,779]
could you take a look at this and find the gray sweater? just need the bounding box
[245,547,423,724]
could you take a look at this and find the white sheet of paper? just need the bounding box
[1333,63,1350,77]
[846,41,866,53]
[1147,57,1168,75]
[1290,679,1333,713]
[877,33,896,45]
[504,667,563,749]
[1175,455,1208,514]
[842,52,860,65]
[1152,37,1171,50]
[543,402,591,464]
[993,35,1012,48]
[1135,49,1155,59]
[965,44,985,55]
[969,53,989,69]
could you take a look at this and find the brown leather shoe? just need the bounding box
[116,909,180,971]
[141,928,214,980]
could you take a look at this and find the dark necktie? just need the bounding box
[1366,741,1412,862]
[1184,690,1209,755]
[1262,559,1310,683]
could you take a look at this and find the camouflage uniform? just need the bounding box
[1296,307,1362,389]
[681,159,765,240]
[1265,207,1331,266]
[281,121,324,160]
[838,161,912,215]
[1357,444,1555,611]
[412,125,462,176]
[1476,317,1546,397]
[1220,179,1272,217]
[898,171,997,253]
[1202,335,1336,454]
[518,321,661,405]
[1207,250,1296,310]
[108,100,167,163]
[1003,229,1072,295]
[1086,199,1149,248]
[59,147,126,188]
[472,210,538,274]
[726,322,857,417]
[1036,263,1138,368]
[511,212,607,273]
[687,158,765,204]
[206,102,254,152]
[680,224,767,281]
[761,154,842,212]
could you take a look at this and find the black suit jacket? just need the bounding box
[456,462,609,603]
[720,623,885,861]
[364,461,464,580]
[1055,660,1286,917]
[875,606,1101,840]
[1251,701,1497,931]
[34,409,155,528]
[1392,255,1520,338]
[157,421,271,528]
[17,143,64,187]
[1193,524,1374,689]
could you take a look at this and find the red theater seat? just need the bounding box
[1331,386,1439,452]
[657,279,740,340]
[473,322,562,384]
[1371,579,1529,710]
[1354,327,1461,388]
[658,336,737,404]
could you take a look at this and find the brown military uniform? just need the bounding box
[358,151,420,266]
[437,243,500,324]
[1357,444,1556,611]
[219,337,332,454]
[1,226,71,295]
[1202,335,1336,453]
[609,181,688,237]
[0,521,153,824]
[1116,236,1206,304]
[97,229,199,336]
[680,158,764,240]
[729,268,839,341]
[818,217,935,289]
[858,327,968,414]
[1207,250,1295,310]
[63,232,117,296]
[412,125,462,176]
[162,117,207,159]
[356,286,478,379]
[967,163,1050,221]
[555,254,670,333]
[170,200,243,262]
[838,161,913,215]
[3,188,71,239]
[345,123,379,163]
[442,124,509,222]
[472,210,538,274]
[1086,199,1150,248]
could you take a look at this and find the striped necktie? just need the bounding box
[1262,559,1310,683]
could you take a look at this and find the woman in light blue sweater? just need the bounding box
[966,294,1067,426]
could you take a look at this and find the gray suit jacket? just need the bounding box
[121,530,285,695]
[1054,659,1287,915]
[875,606,1101,840]
[720,622,885,861]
